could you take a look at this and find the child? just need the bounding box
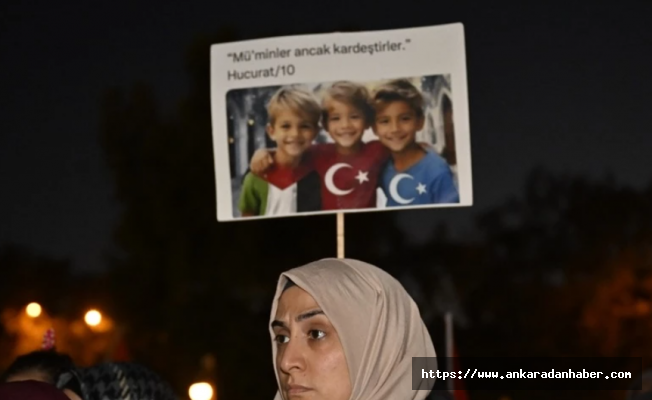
[238,85,322,217]
[372,79,459,206]
[251,81,389,210]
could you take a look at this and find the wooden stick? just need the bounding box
[337,212,345,258]
[445,312,454,393]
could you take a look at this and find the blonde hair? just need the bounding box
[322,81,374,129]
[371,79,424,118]
[267,86,321,128]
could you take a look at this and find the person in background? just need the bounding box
[78,362,178,400]
[0,380,72,400]
[1,329,84,400]
[2,328,178,400]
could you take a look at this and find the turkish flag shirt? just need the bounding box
[310,140,389,210]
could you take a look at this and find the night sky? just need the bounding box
[2,2,651,273]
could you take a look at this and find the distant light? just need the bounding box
[189,382,213,400]
[635,300,650,316]
[228,137,234,144]
[247,119,254,126]
[26,303,42,318]
[84,310,102,327]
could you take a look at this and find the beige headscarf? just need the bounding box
[269,258,437,400]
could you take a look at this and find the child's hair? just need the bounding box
[321,81,375,128]
[267,86,321,129]
[371,79,424,119]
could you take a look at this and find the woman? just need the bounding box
[269,258,438,400]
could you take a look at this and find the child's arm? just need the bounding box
[238,173,261,216]
[250,149,275,177]
[250,145,321,176]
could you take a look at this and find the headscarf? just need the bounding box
[0,380,70,400]
[269,258,437,400]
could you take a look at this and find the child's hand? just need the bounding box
[250,149,274,177]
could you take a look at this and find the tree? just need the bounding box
[465,168,652,360]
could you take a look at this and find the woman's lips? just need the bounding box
[286,384,312,395]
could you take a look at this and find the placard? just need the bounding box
[211,23,472,221]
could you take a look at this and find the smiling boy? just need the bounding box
[238,86,321,217]
[372,79,459,206]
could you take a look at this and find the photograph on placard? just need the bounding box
[225,76,459,219]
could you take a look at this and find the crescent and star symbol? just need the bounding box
[324,163,369,196]
[389,174,428,205]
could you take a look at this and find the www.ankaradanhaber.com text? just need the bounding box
[422,369,632,380]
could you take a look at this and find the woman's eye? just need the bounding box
[308,330,326,340]
[275,335,289,344]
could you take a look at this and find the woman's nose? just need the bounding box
[279,339,305,373]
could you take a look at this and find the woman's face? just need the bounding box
[272,286,352,400]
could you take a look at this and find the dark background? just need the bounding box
[2,2,652,400]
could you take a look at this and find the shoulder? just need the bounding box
[241,172,266,190]
[421,150,448,168]
[364,140,386,154]
[310,142,335,155]
[416,152,453,178]
[362,140,390,162]
[308,143,336,167]
[379,159,396,179]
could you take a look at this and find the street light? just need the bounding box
[188,382,213,400]
[84,309,102,327]
[25,302,42,318]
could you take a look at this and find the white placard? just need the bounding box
[211,23,472,221]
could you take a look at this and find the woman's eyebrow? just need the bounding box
[271,320,286,329]
[296,309,324,322]
[271,309,325,328]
